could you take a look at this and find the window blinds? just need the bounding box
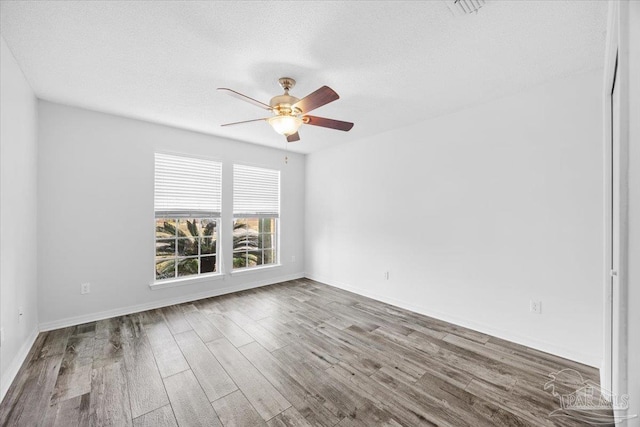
[233,164,280,217]
[154,153,222,217]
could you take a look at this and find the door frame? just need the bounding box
[602,0,629,400]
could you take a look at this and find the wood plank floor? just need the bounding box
[0,278,609,426]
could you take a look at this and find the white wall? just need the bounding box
[622,0,640,423]
[0,37,39,399]
[305,70,604,367]
[37,101,305,327]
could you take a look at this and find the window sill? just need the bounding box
[230,264,282,276]
[150,273,224,290]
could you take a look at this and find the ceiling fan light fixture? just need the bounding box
[268,115,303,136]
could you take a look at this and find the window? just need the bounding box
[154,153,221,281]
[233,164,280,270]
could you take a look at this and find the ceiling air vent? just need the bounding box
[446,0,486,16]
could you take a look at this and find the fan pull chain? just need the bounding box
[284,139,289,164]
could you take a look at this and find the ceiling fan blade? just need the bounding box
[292,86,339,114]
[217,88,272,110]
[303,115,354,131]
[286,132,300,142]
[220,117,269,127]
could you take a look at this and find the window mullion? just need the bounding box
[174,228,178,279]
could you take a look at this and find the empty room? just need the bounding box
[1,1,638,426]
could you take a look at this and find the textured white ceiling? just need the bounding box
[0,1,607,154]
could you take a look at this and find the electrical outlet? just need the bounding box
[530,300,542,314]
[291,255,296,263]
[384,271,390,280]
[81,283,91,294]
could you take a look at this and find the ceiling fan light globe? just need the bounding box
[268,115,302,136]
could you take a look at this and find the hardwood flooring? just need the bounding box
[0,278,609,426]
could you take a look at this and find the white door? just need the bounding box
[610,54,622,397]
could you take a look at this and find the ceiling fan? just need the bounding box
[218,77,354,143]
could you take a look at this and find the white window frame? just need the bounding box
[232,164,281,272]
[232,216,279,271]
[153,153,223,286]
[154,217,220,281]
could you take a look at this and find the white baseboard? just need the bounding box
[306,273,601,368]
[1,327,39,403]
[39,272,304,332]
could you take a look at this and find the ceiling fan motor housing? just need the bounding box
[270,94,301,115]
[270,77,301,115]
